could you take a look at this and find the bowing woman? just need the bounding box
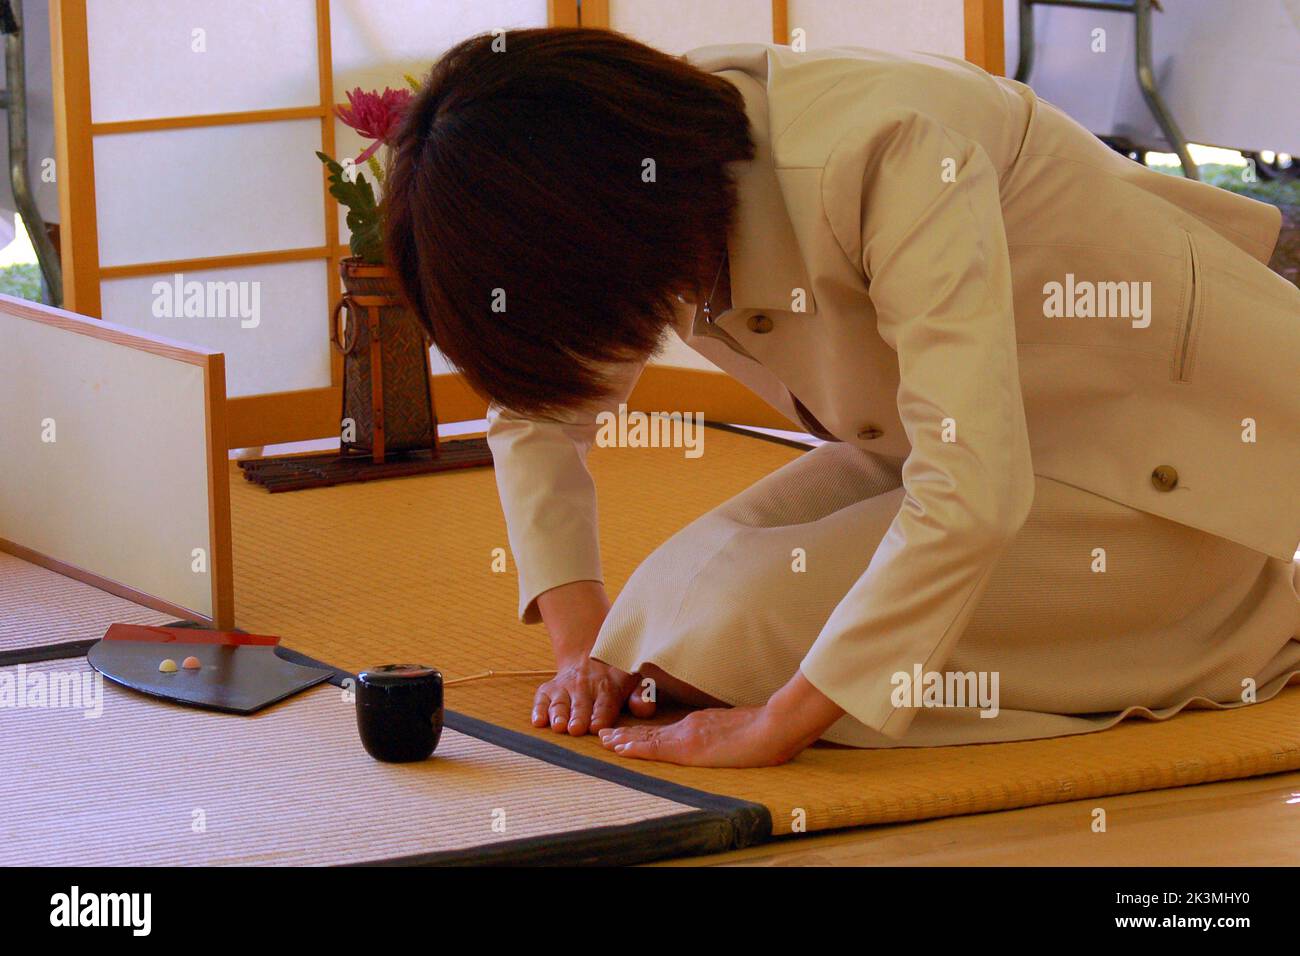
[385,28,1300,767]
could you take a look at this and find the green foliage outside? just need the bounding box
[0,261,42,301]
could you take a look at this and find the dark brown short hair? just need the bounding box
[385,27,754,416]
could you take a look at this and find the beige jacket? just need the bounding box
[487,44,1300,730]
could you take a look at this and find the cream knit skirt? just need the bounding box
[590,442,1300,747]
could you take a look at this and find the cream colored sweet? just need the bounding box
[158,658,178,673]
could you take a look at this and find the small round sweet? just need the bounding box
[181,656,202,670]
[158,658,178,673]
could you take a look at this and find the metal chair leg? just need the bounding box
[0,0,63,304]
[1133,0,1198,179]
[1014,0,1036,84]
[1015,0,1199,181]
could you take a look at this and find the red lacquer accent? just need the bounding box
[103,624,279,646]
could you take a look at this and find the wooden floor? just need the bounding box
[663,770,1300,866]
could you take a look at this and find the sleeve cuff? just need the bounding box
[516,559,604,624]
[799,657,918,740]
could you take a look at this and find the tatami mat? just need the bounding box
[228,427,1300,839]
[0,659,708,866]
[0,551,173,652]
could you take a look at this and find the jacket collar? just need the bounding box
[711,60,818,316]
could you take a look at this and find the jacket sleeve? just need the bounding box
[799,109,1036,738]
[486,358,647,623]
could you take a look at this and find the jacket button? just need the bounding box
[1151,465,1179,492]
[857,426,883,441]
[746,313,774,333]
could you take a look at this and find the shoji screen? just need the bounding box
[81,0,330,400]
[608,0,774,54]
[53,0,551,439]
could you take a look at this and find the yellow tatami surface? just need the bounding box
[227,428,1300,859]
[665,769,1300,866]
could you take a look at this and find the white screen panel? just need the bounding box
[330,1,548,244]
[87,0,321,123]
[788,0,965,56]
[100,261,332,398]
[93,120,326,267]
[0,309,214,618]
[609,0,773,54]
[330,0,549,96]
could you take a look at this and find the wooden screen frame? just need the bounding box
[0,294,235,630]
[964,0,1006,74]
[51,0,1002,449]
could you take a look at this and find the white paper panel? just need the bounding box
[788,0,965,56]
[330,0,549,96]
[86,0,320,123]
[609,0,773,54]
[0,310,213,618]
[93,121,325,267]
[100,261,332,398]
[330,1,548,246]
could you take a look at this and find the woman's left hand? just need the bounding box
[598,706,792,767]
[596,670,845,768]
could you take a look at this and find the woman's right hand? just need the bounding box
[532,580,655,735]
[532,657,655,736]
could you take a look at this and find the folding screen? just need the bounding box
[0,294,234,628]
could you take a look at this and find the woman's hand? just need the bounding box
[532,657,655,735]
[598,705,792,767]
[532,581,653,735]
[598,670,845,767]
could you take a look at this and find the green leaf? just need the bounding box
[318,151,385,263]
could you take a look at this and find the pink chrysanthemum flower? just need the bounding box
[335,87,413,163]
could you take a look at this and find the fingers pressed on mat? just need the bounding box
[531,689,552,728]
[567,692,593,735]
[590,687,622,733]
[547,693,571,732]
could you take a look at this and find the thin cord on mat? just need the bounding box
[443,669,555,687]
